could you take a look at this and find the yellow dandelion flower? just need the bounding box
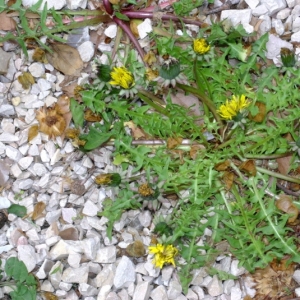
[148,243,178,269]
[109,67,135,89]
[193,38,210,55]
[217,95,251,120]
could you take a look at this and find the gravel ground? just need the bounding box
[1,0,300,299]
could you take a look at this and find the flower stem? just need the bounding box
[137,90,169,116]
[256,166,300,184]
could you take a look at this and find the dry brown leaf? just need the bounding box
[84,109,102,122]
[249,101,266,123]
[276,155,293,175]
[42,291,59,300]
[214,160,230,171]
[59,227,79,241]
[222,171,235,190]
[28,124,39,142]
[130,19,143,38]
[167,136,183,149]
[239,160,257,176]
[124,121,148,139]
[18,72,35,89]
[276,194,299,224]
[46,43,83,76]
[31,202,46,220]
[32,47,48,63]
[126,240,146,257]
[0,12,16,31]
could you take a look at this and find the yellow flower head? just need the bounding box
[193,38,210,55]
[148,243,178,269]
[217,94,251,120]
[109,67,135,89]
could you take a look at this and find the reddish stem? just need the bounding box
[123,11,203,27]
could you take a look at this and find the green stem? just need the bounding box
[176,83,223,129]
[244,152,293,159]
[137,90,169,116]
[256,166,300,184]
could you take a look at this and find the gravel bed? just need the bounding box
[1,0,300,299]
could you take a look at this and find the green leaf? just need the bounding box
[82,127,113,150]
[50,265,61,275]
[227,42,248,62]
[173,0,204,16]
[113,153,129,165]
[70,98,84,128]
[115,12,130,21]
[8,204,27,217]
[5,257,29,283]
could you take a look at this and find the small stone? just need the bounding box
[293,269,300,284]
[167,280,182,300]
[66,0,87,9]
[245,0,259,8]
[62,208,77,224]
[291,30,300,42]
[46,209,62,225]
[49,261,63,289]
[68,253,81,268]
[132,281,151,300]
[252,4,269,16]
[78,41,95,62]
[37,78,51,91]
[287,0,295,7]
[259,15,272,35]
[98,285,112,300]
[114,256,136,289]
[0,48,13,75]
[82,200,99,217]
[29,62,45,77]
[223,279,235,294]
[33,163,47,176]
[186,289,198,300]
[150,286,168,300]
[17,178,33,190]
[138,210,152,227]
[277,7,291,19]
[0,104,15,116]
[18,156,33,170]
[12,97,21,106]
[0,132,19,143]
[95,245,116,263]
[162,266,174,283]
[0,197,11,209]
[137,18,153,39]
[230,260,246,276]
[104,24,117,38]
[62,265,89,283]
[231,286,242,300]
[272,18,285,35]
[18,244,37,272]
[220,256,231,273]
[59,282,73,291]
[207,275,223,297]
[36,259,55,279]
[45,0,66,10]
[79,283,98,297]
[295,287,300,297]
[293,16,300,31]
[261,0,287,15]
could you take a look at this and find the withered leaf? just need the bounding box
[42,291,59,300]
[124,121,148,140]
[31,201,46,220]
[276,155,293,176]
[0,12,16,31]
[130,19,143,38]
[167,137,183,149]
[276,194,299,224]
[249,101,266,123]
[18,72,35,89]
[222,171,234,190]
[28,124,39,142]
[239,160,257,176]
[46,43,83,76]
[189,144,205,160]
[32,47,48,63]
[126,240,145,257]
[214,160,230,171]
[84,108,102,122]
